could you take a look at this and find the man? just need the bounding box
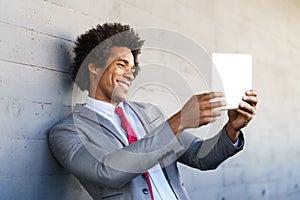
[49,23,258,200]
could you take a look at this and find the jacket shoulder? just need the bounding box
[127,101,163,114]
[127,101,167,130]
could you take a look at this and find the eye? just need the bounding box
[117,63,125,68]
[131,66,136,73]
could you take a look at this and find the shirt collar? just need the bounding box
[85,96,124,118]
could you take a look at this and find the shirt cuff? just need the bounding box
[233,138,239,147]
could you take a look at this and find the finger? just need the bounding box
[199,92,225,101]
[239,101,255,115]
[211,110,222,117]
[245,90,258,97]
[242,96,258,107]
[200,110,221,118]
[201,117,217,125]
[236,108,253,121]
[211,101,227,109]
[200,101,227,110]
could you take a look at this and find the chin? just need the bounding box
[111,87,129,103]
[112,94,127,103]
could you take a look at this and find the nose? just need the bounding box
[123,68,134,81]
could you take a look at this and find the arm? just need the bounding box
[177,127,244,170]
[168,92,226,137]
[225,90,258,143]
[49,115,184,189]
[169,90,258,170]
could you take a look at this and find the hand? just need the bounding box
[168,92,227,136]
[226,90,258,142]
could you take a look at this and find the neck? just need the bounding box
[88,92,119,106]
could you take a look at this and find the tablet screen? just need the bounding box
[212,53,252,110]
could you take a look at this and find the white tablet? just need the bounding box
[212,53,252,110]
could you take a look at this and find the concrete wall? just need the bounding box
[1,0,299,199]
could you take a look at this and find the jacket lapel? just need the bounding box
[126,101,165,134]
[125,101,151,133]
[126,102,189,199]
[126,103,174,174]
[74,104,128,146]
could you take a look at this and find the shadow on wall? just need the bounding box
[42,37,91,199]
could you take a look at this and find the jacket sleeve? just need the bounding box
[177,126,244,170]
[48,115,184,189]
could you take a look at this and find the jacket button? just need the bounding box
[142,188,149,194]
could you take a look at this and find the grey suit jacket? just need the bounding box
[49,101,244,200]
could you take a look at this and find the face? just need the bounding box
[90,47,135,105]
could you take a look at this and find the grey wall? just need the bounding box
[1,0,300,199]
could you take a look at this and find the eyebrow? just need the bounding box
[116,58,129,64]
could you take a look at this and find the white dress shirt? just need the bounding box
[84,96,178,200]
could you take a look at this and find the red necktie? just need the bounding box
[115,107,154,200]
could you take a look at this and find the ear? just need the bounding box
[88,63,98,75]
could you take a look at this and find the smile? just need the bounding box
[117,80,130,90]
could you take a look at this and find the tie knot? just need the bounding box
[115,106,125,117]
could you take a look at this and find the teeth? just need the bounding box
[119,82,129,90]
